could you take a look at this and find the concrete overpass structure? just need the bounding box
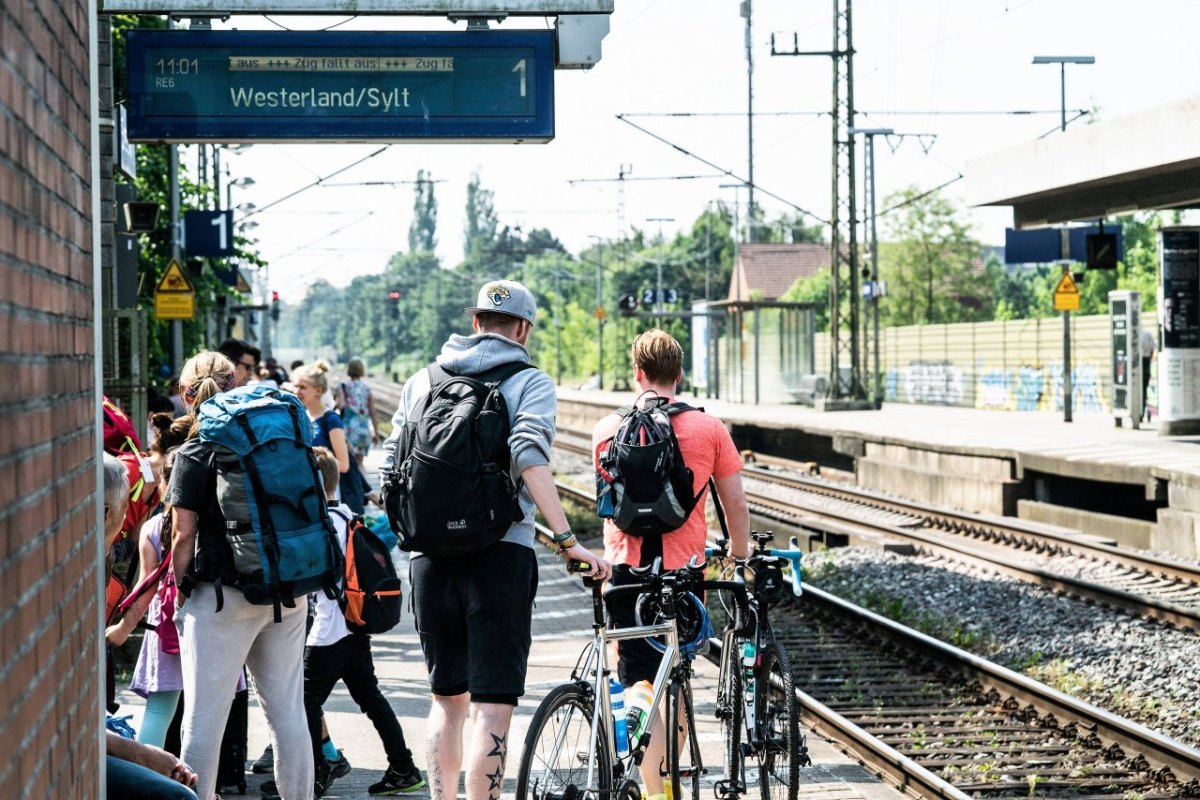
[965,95,1200,227]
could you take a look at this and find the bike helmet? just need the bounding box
[634,591,715,659]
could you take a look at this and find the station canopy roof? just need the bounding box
[965,95,1200,228]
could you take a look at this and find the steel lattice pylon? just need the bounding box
[828,0,863,400]
[773,0,866,404]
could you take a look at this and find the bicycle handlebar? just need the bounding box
[706,534,804,597]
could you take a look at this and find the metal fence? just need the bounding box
[813,314,1131,414]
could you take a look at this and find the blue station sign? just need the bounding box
[125,30,555,143]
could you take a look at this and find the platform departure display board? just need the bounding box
[125,30,554,143]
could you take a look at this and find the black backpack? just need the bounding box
[331,509,403,635]
[382,362,533,557]
[596,395,705,536]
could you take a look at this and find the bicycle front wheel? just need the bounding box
[665,679,702,800]
[517,682,613,800]
[755,636,801,800]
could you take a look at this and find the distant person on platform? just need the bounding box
[218,338,259,388]
[265,356,289,386]
[1141,325,1156,422]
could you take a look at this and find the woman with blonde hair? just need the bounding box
[166,351,315,800]
[295,360,373,513]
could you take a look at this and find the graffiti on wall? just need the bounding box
[975,365,1044,411]
[972,363,1107,414]
[899,361,964,406]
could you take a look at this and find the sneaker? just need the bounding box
[369,766,427,795]
[260,780,277,796]
[327,749,352,780]
[315,759,333,798]
[252,744,274,774]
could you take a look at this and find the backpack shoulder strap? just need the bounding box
[427,363,453,391]
[475,361,535,386]
[665,401,702,415]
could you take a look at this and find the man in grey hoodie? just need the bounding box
[382,279,610,800]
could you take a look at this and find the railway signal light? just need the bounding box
[388,288,402,318]
[618,294,638,317]
[270,290,280,322]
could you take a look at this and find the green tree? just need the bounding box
[779,271,831,331]
[463,172,499,256]
[879,187,990,326]
[756,211,825,245]
[408,170,438,253]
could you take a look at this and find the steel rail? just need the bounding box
[744,461,1200,586]
[705,639,971,800]
[747,489,1200,632]
[798,584,1200,785]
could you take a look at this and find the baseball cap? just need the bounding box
[465,279,537,324]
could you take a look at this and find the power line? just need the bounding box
[567,174,724,185]
[241,146,390,220]
[615,114,829,227]
[620,108,1086,118]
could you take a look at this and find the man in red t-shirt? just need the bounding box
[591,328,750,800]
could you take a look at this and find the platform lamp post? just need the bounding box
[1033,56,1093,423]
[1032,55,1094,133]
[848,127,893,409]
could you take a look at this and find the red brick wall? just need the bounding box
[0,0,100,797]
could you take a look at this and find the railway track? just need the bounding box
[550,424,1200,633]
[737,461,1200,633]
[753,587,1200,799]
[543,486,1200,799]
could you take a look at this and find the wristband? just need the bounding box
[551,530,575,544]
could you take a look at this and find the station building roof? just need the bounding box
[965,95,1200,227]
[728,242,830,302]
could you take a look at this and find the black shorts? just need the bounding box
[410,541,539,705]
[608,565,666,687]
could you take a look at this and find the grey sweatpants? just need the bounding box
[176,583,314,800]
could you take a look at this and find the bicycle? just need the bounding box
[707,532,809,800]
[516,559,751,800]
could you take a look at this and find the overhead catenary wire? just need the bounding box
[616,114,829,227]
[239,146,390,221]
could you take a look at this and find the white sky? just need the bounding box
[203,1,1200,302]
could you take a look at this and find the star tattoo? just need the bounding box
[487,764,505,792]
[487,733,507,759]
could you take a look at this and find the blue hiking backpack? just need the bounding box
[197,385,341,620]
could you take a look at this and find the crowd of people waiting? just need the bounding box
[100,280,747,800]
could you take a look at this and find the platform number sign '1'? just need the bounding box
[184,210,234,258]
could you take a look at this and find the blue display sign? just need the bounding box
[125,30,555,143]
[1005,225,1124,265]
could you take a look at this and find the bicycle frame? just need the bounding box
[570,576,689,794]
[708,534,806,796]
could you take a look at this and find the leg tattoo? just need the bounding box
[486,732,507,800]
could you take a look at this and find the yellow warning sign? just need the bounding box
[155,291,195,320]
[156,259,194,293]
[1053,271,1080,312]
[155,258,195,320]
[235,271,253,294]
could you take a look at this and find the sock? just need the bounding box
[322,738,339,761]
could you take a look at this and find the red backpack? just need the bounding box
[103,395,143,456]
